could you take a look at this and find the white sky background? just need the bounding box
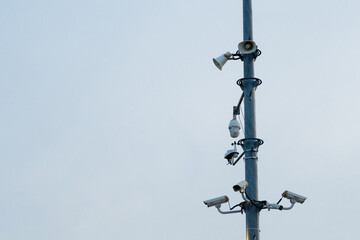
[1,0,360,239]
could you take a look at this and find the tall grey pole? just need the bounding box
[205,1,306,238]
[241,1,260,240]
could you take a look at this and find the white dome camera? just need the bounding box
[228,117,241,138]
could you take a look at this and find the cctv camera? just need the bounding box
[224,149,239,165]
[228,118,241,138]
[282,190,307,204]
[203,195,229,207]
[233,180,248,192]
[224,149,239,160]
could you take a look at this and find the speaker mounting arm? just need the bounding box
[228,49,261,62]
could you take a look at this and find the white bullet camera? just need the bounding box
[228,117,241,138]
[203,195,229,207]
[233,180,248,192]
[282,190,307,204]
[213,51,232,70]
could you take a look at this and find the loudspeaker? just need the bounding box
[238,40,257,54]
[212,51,231,70]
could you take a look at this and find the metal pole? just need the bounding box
[241,1,260,240]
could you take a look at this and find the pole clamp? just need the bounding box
[238,138,264,152]
[237,77,262,89]
[231,49,261,62]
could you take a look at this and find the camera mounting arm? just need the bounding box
[265,198,297,211]
[215,204,243,215]
[282,199,296,210]
[233,93,244,117]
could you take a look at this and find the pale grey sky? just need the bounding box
[1,0,360,239]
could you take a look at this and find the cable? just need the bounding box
[239,104,245,135]
[233,151,245,166]
[244,190,267,210]
[230,203,241,210]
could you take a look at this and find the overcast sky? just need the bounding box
[1,0,360,239]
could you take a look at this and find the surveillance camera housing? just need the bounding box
[282,190,307,204]
[203,195,229,207]
[224,149,239,160]
[228,118,241,138]
[233,180,248,192]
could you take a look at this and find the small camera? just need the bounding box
[224,142,239,165]
[228,118,241,138]
[233,180,248,192]
[203,196,229,207]
[282,190,307,204]
[224,149,239,165]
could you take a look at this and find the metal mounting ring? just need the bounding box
[238,138,264,147]
[236,78,262,87]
